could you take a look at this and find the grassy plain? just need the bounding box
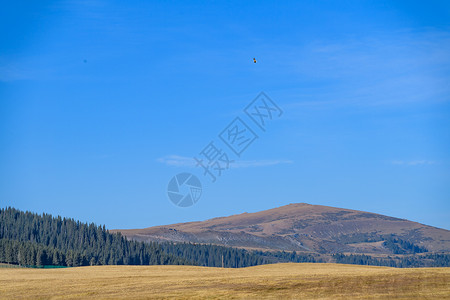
[1,263,449,299]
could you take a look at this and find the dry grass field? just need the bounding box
[1,263,449,299]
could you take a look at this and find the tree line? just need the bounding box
[332,253,450,268]
[0,207,273,268]
[0,207,189,267]
[1,207,448,268]
[382,236,428,254]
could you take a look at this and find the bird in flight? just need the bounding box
[253,58,257,63]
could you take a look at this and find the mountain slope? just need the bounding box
[116,203,450,254]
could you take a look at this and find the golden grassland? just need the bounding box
[0,263,449,299]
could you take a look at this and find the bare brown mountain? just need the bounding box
[115,203,450,255]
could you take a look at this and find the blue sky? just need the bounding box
[1,0,449,229]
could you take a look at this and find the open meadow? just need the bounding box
[1,263,449,299]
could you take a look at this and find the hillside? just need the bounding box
[1,264,449,299]
[116,203,450,254]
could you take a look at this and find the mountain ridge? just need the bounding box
[114,203,450,255]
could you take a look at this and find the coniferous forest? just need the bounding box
[0,207,189,267]
[0,207,276,268]
[1,207,449,268]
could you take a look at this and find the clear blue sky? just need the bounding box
[1,1,449,229]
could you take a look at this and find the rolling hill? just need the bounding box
[115,203,450,255]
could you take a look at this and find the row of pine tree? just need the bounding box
[0,207,277,268]
[1,207,448,268]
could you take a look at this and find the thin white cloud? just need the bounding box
[391,160,436,166]
[90,154,114,159]
[0,63,35,82]
[280,29,450,108]
[231,159,293,168]
[157,155,293,168]
[157,155,196,167]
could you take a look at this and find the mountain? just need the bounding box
[115,203,450,255]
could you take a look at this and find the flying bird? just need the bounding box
[253,58,257,63]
